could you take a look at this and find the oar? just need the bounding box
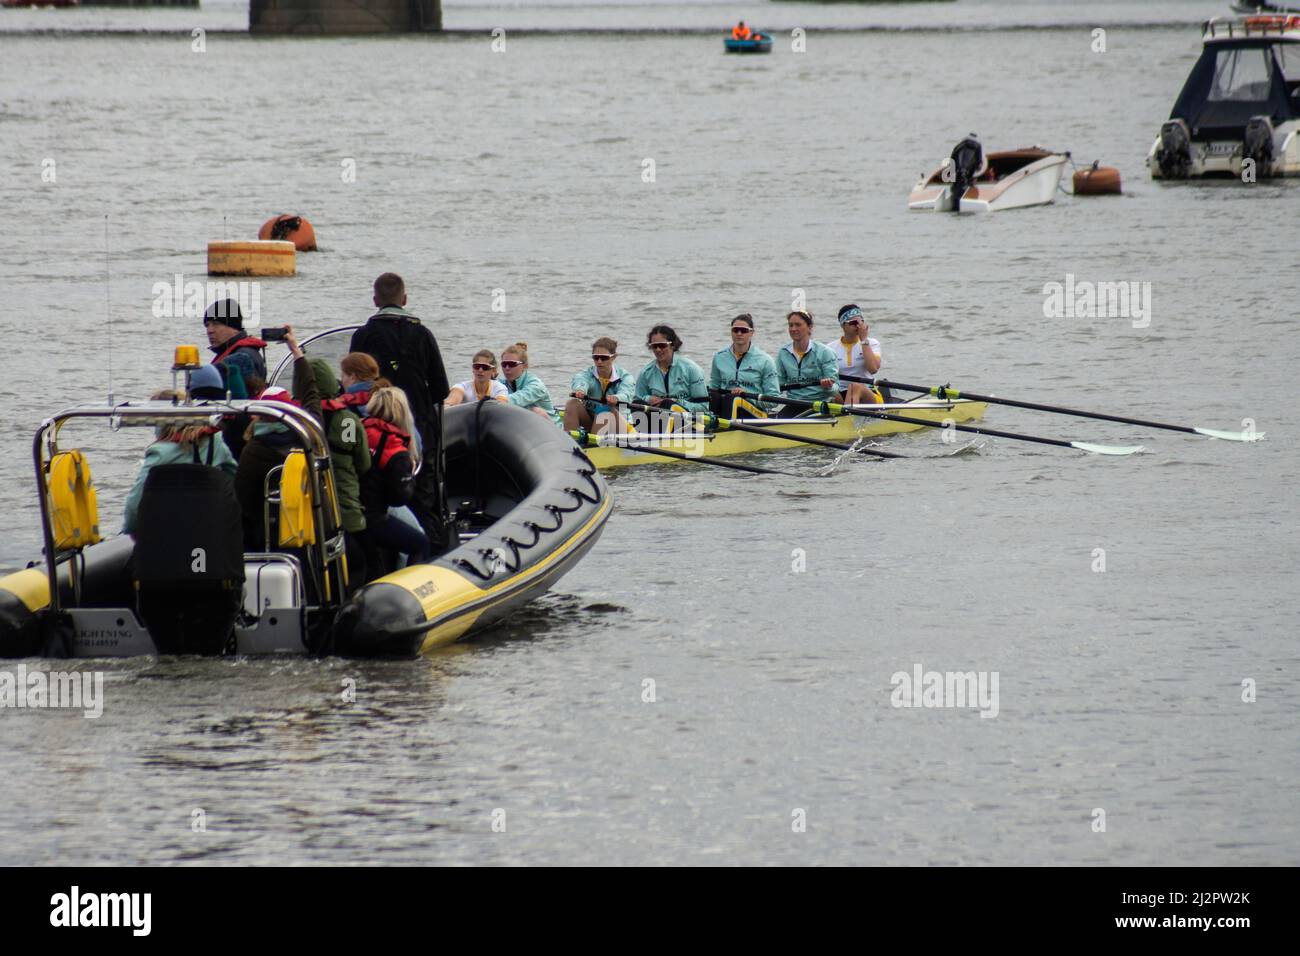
[731,390,1145,456]
[838,373,1263,442]
[568,429,794,476]
[650,394,906,459]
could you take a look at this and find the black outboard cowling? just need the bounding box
[133,463,245,655]
[1156,119,1193,178]
[1243,115,1276,174]
[948,135,984,205]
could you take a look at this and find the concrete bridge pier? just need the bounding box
[250,0,441,34]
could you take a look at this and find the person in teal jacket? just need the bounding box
[565,336,635,432]
[633,324,709,415]
[776,309,839,411]
[708,313,781,417]
[123,397,239,534]
[498,342,561,426]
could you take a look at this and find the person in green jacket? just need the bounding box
[708,313,781,418]
[286,329,373,589]
[123,394,239,535]
[633,325,709,425]
[776,309,839,413]
[565,336,635,433]
[498,342,560,426]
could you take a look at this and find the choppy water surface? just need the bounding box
[1,1,1297,865]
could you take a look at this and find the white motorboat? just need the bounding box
[908,137,1068,213]
[1148,15,1300,178]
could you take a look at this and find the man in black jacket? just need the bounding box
[350,273,453,554]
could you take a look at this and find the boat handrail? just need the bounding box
[32,399,342,616]
[1203,14,1300,39]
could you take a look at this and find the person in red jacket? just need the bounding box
[357,385,430,578]
[732,21,751,40]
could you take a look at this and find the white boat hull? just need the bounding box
[1147,125,1300,178]
[908,151,1067,213]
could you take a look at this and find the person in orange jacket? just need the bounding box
[732,21,752,40]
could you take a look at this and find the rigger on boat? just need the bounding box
[0,327,612,660]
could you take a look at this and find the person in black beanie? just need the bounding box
[203,299,266,460]
[204,299,267,384]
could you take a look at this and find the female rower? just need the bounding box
[446,349,509,405]
[565,336,635,433]
[831,304,884,404]
[708,313,780,418]
[498,342,560,425]
[776,310,838,413]
[633,325,709,420]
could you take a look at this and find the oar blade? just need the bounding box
[1193,426,1265,442]
[1070,442,1146,456]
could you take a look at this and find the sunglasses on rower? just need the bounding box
[472,362,495,371]
[591,353,614,361]
[649,342,672,351]
[500,360,523,369]
[731,326,753,334]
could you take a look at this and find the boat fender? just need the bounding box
[258,214,317,252]
[48,449,101,553]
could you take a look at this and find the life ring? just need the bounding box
[258,214,317,251]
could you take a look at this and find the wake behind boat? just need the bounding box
[909,136,1068,212]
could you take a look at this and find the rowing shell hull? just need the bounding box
[584,400,987,469]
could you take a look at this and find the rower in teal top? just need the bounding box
[776,309,839,410]
[499,342,560,425]
[633,324,709,414]
[708,312,780,417]
[565,335,635,434]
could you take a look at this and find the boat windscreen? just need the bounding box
[1171,42,1300,137]
[268,326,360,389]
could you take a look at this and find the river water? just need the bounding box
[1,0,1297,865]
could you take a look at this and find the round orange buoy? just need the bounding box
[1073,163,1122,196]
[258,214,317,251]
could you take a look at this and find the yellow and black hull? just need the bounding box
[584,399,988,469]
[330,401,612,657]
[0,401,611,659]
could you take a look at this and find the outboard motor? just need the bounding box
[1243,115,1275,176]
[133,461,245,655]
[1156,119,1192,178]
[944,134,984,212]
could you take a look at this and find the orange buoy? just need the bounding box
[1073,163,1122,196]
[258,214,317,251]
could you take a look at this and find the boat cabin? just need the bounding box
[1172,17,1300,140]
